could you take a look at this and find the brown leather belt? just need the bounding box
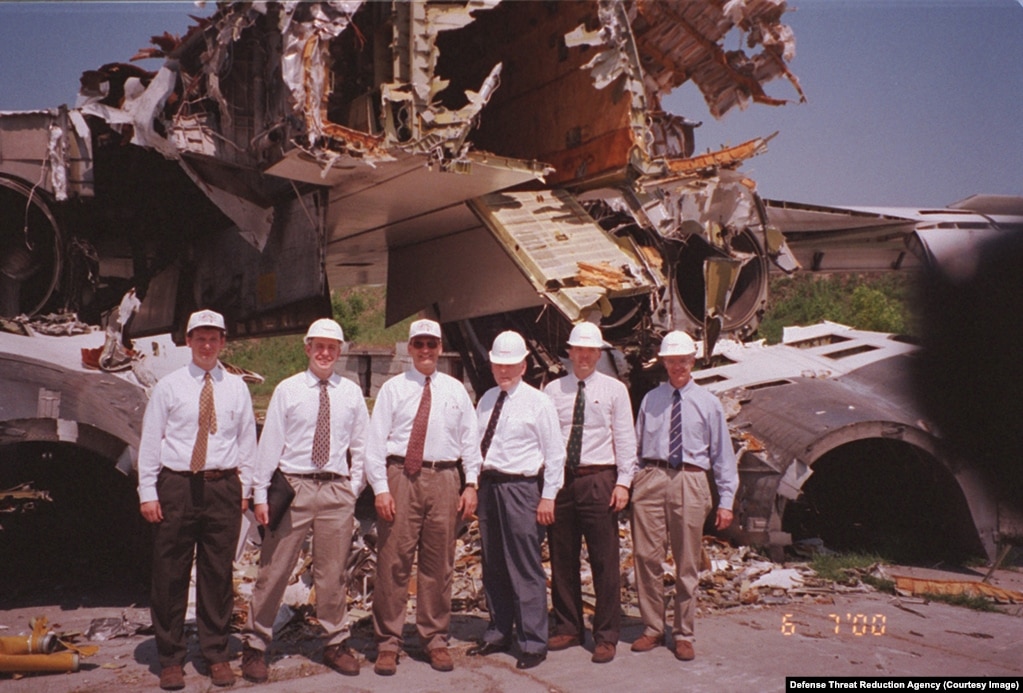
[286,471,347,481]
[568,464,616,477]
[386,455,459,470]
[163,467,239,481]
[480,469,540,483]
[642,459,704,472]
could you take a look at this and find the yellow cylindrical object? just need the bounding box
[0,651,80,673]
[0,632,56,655]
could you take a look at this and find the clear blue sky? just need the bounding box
[1,1,1020,208]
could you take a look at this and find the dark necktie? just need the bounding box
[311,379,331,468]
[480,390,508,459]
[405,376,431,475]
[565,379,586,468]
[668,388,683,468]
[190,371,217,472]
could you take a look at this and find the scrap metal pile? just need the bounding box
[227,517,900,640]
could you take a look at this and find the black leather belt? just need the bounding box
[642,458,704,472]
[568,464,616,477]
[387,455,459,470]
[480,469,540,483]
[163,468,238,481]
[286,471,347,481]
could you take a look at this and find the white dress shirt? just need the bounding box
[477,380,566,500]
[137,361,257,503]
[365,368,482,495]
[252,370,369,503]
[543,370,638,487]
[635,379,739,510]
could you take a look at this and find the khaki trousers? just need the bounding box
[630,465,712,642]
[372,464,460,653]
[245,476,356,651]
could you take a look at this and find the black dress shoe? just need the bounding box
[467,641,510,657]
[515,651,546,670]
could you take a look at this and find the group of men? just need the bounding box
[137,309,737,689]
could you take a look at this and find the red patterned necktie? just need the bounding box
[190,371,217,472]
[480,389,507,459]
[404,376,431,475]
[311,379,331,468]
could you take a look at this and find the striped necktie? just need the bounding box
[668,388,683,468]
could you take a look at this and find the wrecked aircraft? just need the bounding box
[0,0,1019,563]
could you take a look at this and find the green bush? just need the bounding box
[757,273,914,344]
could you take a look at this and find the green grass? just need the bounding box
[919,592,1000,612]
[221,286,415,412]
[810,552,895,593]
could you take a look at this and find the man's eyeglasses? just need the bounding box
[411,338,440,350]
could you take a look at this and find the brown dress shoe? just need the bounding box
[209,661,236,687]
[548,634,581,651]
[374,650,398,676]
[674,640,695,661]
[241,645,268,683]
[324,643,360,676]
[630,633,662,652]
[591,642,616,663]
[159,664,185,691]
[428,646,454,672]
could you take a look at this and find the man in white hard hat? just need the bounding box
[631,330,737,662]
[542,322,637,663]
[137,309,257,690]
[364,319,482,675]
[241,318,369,681]
[467,330,565,670]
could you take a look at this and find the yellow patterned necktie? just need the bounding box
[311,379,331,468]
[190,371,217,472]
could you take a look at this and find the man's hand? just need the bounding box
[457,486,478,520]
[241,498,249,513]
[715,508,734,531]
[254,503,270,527]
[140,501,163,524]
[537,498,555,526]
[609,484,630,512]
[375,491,396,522]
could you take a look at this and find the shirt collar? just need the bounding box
[407,367,434,385]
[305,370,336,387]
[188,361,223,381]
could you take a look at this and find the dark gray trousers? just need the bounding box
[478,474,548,655]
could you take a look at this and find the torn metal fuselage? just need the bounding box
[9,1,1015,562]
[153,0,802,354]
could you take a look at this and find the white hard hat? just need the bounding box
[305,318,344,343]
[186,309,226,334]
[658,330,696,357]
[567,322,609,349]
[409,319,442,340]
[489,330,528,365]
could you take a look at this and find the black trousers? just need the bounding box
[548,467,621,645]
[151,469,241,667]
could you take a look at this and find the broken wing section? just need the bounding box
[468,190,656,323]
